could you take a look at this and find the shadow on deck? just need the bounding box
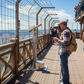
[9,39,84,84]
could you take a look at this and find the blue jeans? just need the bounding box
[60,53,70,84]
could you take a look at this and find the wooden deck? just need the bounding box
[10,39,84,84]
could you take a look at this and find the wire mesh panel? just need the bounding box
[67,22,80,32]
[0,0,17,45]
[53,22,80,33]
[0,0,56,45]
[0,0,56,83]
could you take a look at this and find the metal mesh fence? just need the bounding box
[0,0,16,45]
[0,0,56,45]
[0,0,80,45]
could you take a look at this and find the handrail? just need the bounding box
[0,42,15,51]
[19,38,32,44]
[0,34,51,84]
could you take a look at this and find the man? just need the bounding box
[54,20,71,84]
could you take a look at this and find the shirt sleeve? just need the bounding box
[62,30,70,46]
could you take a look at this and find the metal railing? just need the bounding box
[0,34,50,84]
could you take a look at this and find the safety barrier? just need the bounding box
[0,34,50,84]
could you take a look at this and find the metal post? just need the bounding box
[16,0,21,75]
[83,20,84,32]
[52,21,57,27]
[41,13,45,34]
[80,21,82,39]
[53,22,56,26]
[44,14,49,34]
[51,20,59,27]
[49,17,59,33]
[28,24,42,70]
[36,7,55,37]
[51,20,56,27]
[36,8,43,37]
[44,14,57,34]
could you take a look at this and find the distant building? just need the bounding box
[75,0,84,39]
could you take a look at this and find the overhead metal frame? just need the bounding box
[36,7,55,37]
[51,20,59,27]
[49,17,59,31]
[41,13,46,34]
[44,14,57,34]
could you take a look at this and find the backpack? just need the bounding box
[64,27,77,53]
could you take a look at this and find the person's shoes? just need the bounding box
[59,82,63,84]
[69,82,72,84]
[58,78,62,82]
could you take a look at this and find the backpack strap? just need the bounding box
[62,27,72,46]
[62,27,72,34]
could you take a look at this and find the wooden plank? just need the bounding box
[0,42,15,51]
[19,53,25,62]
[25,47,31,57]
[1,55,12,79]
[19,39,33,44]
[0,58,14,72]
[0,50,13,57]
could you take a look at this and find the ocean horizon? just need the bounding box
[0,29,81,45]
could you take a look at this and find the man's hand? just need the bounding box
[54,37,59,42]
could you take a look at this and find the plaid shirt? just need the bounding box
[58,28,71,55]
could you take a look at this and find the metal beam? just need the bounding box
[44,14,57,34]
[41,13,45,34]
[51,20,59,27]
[80,21,82,39]
[41,7,55,9]
[16,0,21,75]
[36,7,55,37]
[48,18,59,33]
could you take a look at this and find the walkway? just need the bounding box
[10,39,84,84]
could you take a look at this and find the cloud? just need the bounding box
[47,10,73,21]
[7,5,38,15]
[7,5,15,10]
[41,1,46,4]
[42,1,46,4]
[7,5,14,9]
[20,5,38,15]
[5,4,74,30]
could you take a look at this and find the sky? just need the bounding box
[50,0,79,22]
